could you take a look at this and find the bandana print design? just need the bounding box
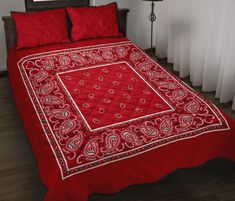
[18,41,230,179]
[57,62,174,131]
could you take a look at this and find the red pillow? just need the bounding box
[67,3,122,41]
[12,9,70,49]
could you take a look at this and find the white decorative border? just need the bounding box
[17,41,230,180]
[56,61,175,132]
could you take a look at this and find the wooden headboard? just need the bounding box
[25,0,90,12]
[2,0,129,53]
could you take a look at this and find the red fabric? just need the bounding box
[7,37,235,201]
[12,9,70,49]
[67,3,122,41]
[58,62,172,131]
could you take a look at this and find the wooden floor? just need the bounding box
[1,60,235,201]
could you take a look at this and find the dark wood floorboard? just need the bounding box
[1,59,235,201]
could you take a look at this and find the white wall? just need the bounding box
[0,0,163,70]
[0,0,25,71]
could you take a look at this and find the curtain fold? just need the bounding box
[156,0,235,110]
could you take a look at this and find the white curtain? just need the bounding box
[156,0,235,110]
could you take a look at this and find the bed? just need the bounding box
[3,1,235,201]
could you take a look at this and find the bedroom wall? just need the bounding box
[0,0,163,71]
[0,0,25,71]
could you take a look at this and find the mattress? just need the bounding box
[7,37,235,201]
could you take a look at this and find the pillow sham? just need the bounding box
[67,3,122,41]
[12,9,70,49]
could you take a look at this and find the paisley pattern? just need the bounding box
[38,80,54,95]
[34,70,48,83]
[177,114,194,132]
[84,138,99,159]
[172,89,187,101]
[18,41,230,179]
[139,125,158,138]
[43,95,62,105]
[59,119,76,138]
[160,118,174,135]
[121,130,141,145]
[66,133,83,152]
[50,109,70,120]
[104,133,120,153]
[185,100,200,113]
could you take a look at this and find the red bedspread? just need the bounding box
[7,37,235,201]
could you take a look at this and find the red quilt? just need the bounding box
[7,37,235,201]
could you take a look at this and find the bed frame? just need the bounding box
[2,0,129,54]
